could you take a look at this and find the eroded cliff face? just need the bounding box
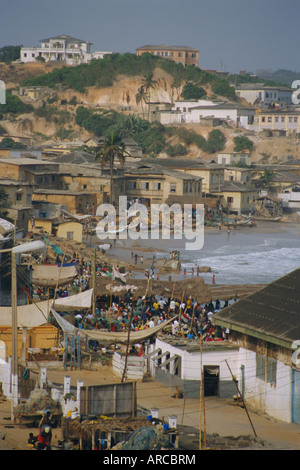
[58,69,184,111]
[1,62,300,163]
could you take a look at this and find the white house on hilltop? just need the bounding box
[20,35,112,65]
[159,99,255,129]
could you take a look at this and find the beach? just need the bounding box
[88,221,300,286]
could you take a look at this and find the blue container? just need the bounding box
[163,423,169,431]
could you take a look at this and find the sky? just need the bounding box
[0,0,299,74]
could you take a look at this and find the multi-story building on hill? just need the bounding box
[20,35,112,65]
[136,44,199,67]
[235,83,293,108]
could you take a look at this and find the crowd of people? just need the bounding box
[48,288,231,353]
[33,248,231,352]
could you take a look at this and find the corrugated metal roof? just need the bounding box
[213,268,300,346]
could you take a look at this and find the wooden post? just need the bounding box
[199,336,202,450]
[169,265,179,313]
[11,251,18,421]
[225,359,257,438]
[178,290,185,330]
[92,248,96,318]
[109,275,114,313]
[53,252,66,302]
[121,312,131,383]
[201,337,207,448]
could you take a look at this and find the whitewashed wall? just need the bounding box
[238,348,292,423]
[155,338,239,383]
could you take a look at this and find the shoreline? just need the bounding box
[83,221,300,284]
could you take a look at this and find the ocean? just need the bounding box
[106,222,300,286]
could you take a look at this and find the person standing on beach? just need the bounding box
[212,274,216,284]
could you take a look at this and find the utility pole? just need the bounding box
[225,359,257,438]
[92,247,96,318]
[0,240,45,421]
[11,250,18,422]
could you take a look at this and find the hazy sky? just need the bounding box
[0,0,299,74]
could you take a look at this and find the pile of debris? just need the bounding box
[14,389,63,427]
[114,426,174,450]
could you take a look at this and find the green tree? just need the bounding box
[181,82,206,100]
[233,135,254,153]
[0,188,10,219]
[0,46,21,64]
[140,72,158,120]
[95,133,129,204]
[0,92,33,117]
[0,137,26,149]
[262,169,276,186]
[204,129,226,153]
[135,86,149,119]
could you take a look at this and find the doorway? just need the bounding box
[203,365,219,396]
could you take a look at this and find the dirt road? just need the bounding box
[0,367,299,451]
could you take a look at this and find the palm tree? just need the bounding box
[135,85,149,119]
[95,133,129,205]
[140,72,158,120]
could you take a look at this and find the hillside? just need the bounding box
[0,58,299,163]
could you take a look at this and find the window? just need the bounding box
[153,182,161,190]
[141,182,149,190]
[262,117,266,122]
[268,117,272,122]
[267,357,277,386]
[16,193,22,201]
[281,117,285,123]
[67,232,74,240]
[127,181,137,190]
[170,183,176,193]
[256,354,277,386]
[256,354,266,381]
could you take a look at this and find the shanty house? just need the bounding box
[148,336,239,399]
[32,189,98,216]
[211,181,257,215]
[213,268,300,425]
